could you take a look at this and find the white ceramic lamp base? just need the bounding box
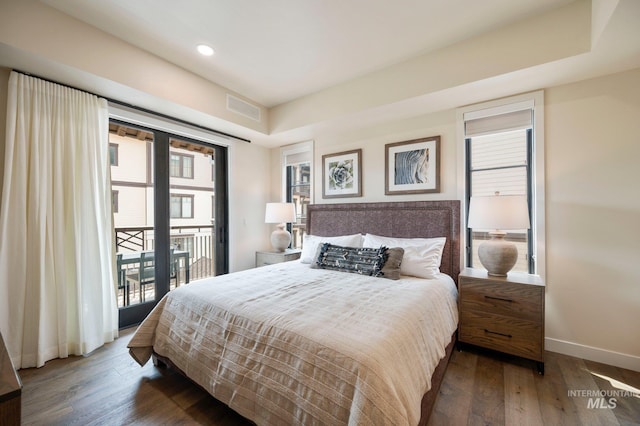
[270,224,291,252]
[477,231,518,277]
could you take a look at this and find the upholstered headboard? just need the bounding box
[306,201,461,284]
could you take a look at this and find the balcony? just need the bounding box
[115,224,215,307]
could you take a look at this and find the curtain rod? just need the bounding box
[12,69,251,144]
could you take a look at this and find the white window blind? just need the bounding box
[470,130,528,197]
[284,150,311,166]
[465,109,532,137]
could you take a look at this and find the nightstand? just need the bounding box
[458,267,545,374]
[255,249,301,267]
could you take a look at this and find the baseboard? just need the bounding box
[545,337,640,372]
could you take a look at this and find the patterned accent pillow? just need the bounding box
[380,246,404,280]
[311,243,404,280]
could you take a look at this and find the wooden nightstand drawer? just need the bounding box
[458,268,545,373]
[459,280,543,323]
[459,310,543,361]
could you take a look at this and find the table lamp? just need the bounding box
[467,193,530,276]
[265,202,297,252]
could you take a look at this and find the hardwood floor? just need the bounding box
[18,327,640,425]
[429,345,640,426]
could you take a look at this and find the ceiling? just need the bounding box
[40,0,575,108]
[2,0,639,147]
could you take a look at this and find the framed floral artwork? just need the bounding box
[322,149,362,198]
[385,136,440,195]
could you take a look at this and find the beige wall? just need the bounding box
[270,109,458,206]
[311,109,458,203]
[275,68,640,369]
[544,68,640,367]
[228,140,272,271]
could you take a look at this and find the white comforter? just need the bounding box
[128,260,458,426]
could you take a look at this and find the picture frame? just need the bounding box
[385,136,440,195]
[322,149,362,198]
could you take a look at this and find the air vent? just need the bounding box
[227,94,261,122]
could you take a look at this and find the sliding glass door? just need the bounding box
[109,120,228,328]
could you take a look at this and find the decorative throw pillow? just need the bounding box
[311,243,404,280]
[380,246,404,280]
[363,234,446,279]
[300,233,364,263]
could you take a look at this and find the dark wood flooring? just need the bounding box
[18,327,640,425]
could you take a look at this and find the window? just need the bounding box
[467,129,532,273]
[282,141,313,249]
[170,194,194,218]
[170,153,194,178]
[170,235,193,255]
[109,143,118,166]
[458,92,545,277]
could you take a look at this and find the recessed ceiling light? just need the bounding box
[197,44,214,56]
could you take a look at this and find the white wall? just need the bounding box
[274,68,640,371]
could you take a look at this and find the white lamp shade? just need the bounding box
[265,202,296,224]
[468,195,530,231]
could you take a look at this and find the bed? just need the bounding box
[128,200,460,425]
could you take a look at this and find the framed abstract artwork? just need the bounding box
[385,136,440,195]
[322,149,362,198]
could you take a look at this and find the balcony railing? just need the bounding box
[115,224,216,281]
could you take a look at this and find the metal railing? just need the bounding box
[115,224,216,280]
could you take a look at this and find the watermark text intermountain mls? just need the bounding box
[568,389,640,409]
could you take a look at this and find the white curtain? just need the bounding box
[0,72,118,368]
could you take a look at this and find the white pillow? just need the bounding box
[301,234,363,264]
[362,234,446,278]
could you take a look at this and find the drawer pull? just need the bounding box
[485,295,513,303]
[484,329,512,338]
